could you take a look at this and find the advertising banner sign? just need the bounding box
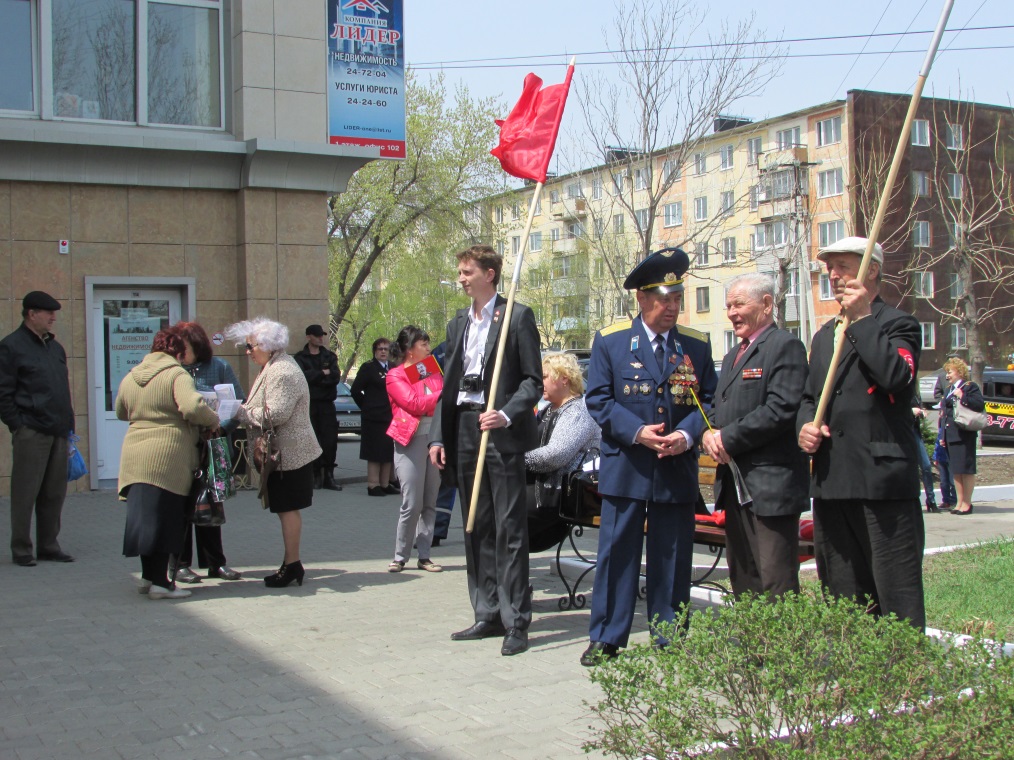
[327,0,406,159]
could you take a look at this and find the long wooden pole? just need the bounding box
[465,181,545,533]
[812,0,954,428]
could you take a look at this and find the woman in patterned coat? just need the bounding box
[225,317,322,588]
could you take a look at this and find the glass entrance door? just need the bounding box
[91,288,182,487]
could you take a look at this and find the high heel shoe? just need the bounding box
[925,503,940,514]
[264,560,305,587]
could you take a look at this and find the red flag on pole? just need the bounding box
[490,64,574,183]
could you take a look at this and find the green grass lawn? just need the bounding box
[923,537,1014,641]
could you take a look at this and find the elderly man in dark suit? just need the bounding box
[581,248,718,666]
[798,236,925,630]
[429,245,543,656]
[702,273,809,598]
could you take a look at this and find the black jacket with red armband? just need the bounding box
[797,296,922,500]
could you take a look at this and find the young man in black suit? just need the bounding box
[429,245,543,656]
[702,273,809,598]
[798,237,925,630]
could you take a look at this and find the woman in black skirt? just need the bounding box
[117,327,221,599]
[225,317,322,588]
[939,357,985,515]
[350,337,398,496]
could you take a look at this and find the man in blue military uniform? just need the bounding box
[581,248,718,666]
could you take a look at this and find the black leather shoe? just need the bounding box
[925,503,940,514]
[322,473,343,491]
[450,620,507,641]
[383,484,400,495]
[368,486,386,497]
[175,566,202,584]
[580,641,620,667]
[501,628,529,656]
[13,555,36,567]
[37,551,75,562]
[209,565,241,580]
[431,537,442,547]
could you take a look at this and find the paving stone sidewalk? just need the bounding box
[2,475,1012,760]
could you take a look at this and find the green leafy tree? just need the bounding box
[328,71,503,363]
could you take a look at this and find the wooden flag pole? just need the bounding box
[465,181,545,533]
[812,0,953,428]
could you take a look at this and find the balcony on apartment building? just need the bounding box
[551,197,588,220]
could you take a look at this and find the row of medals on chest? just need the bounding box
[623,360,700,404]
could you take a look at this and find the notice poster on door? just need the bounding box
[108,314,161,405]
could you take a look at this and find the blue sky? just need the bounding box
[406,0,1011,170]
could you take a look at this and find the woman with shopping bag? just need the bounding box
[117,327,220,599]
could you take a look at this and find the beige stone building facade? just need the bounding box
[0,0,377,489]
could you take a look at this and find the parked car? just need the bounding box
[918,374,940,408]
[334,381,362,435]
[981,369,1014,444]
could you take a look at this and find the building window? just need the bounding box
[495,240,505,256]
[785,270,799,296]
[767,169,795,199]
[913,220,931,248]
[694,196,708,221]
[817,168,843,198]
[592,178,602,199]
[566,182,583,199]
[1,0,34,112]
[696,240,710,267]
[612,214,624,235]
[512,203,520,220]
[951,324,967,349]
[721,237,736,263]
[612,172,624,192]
[911,119,930,147]
[512,236,520,256]
[594,258,605,278]
[720,144,734,170]
[694,152,707,175]
[749,185,759,211]
[634,167,648,191]
[566,221,583,239]
[945,123,964,151]
[949,272,962,299]
[819,219,845,248]
[913,271,934,298]
[614,296,627,317]
[663,202,682,227]
[920,322,936,350]
[912,171,931,198]
[553,255,574,279]
[549,189,560,204]
[528,269,542,287]
[534,197,541,215]
[776,126,801,149]
[724,330,737,353]
[948,223,965,249]
[594,218,605,239]
[635,208,649,230]
[758,221,788,247]
[550,227,560,242]
[819,273,834,300]
[747,136,762,166]
[696,287,710,312]
[529,232,542,252]
[663,159,681,182]
[47,0,224,127]
[593,298,604,319]
[720,190,734,215]
[946,173,964,200]
[494,206,504,224]
[816,116,842,146]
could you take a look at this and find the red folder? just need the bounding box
[404,354,443,383]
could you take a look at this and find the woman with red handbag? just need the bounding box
[384,326,444,573]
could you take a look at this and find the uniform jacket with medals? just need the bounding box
[709,325,809,517]
[797,297,921,500]
[430,295,543,470]
[586,315,717,504]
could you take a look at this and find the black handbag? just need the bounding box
[187,443,226,527]
[559,449,602,527]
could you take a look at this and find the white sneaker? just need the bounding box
[147,585,191,600]
[137,580,153,595]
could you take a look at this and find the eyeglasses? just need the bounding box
[377,347,389,352]
[245,343,260,353]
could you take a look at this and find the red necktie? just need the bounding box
[733,339,750,367]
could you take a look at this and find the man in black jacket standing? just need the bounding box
[798,237,925,629]
[294,324,342,491]
[0,291,76,566]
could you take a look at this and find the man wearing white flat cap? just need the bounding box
[797,236,925,629]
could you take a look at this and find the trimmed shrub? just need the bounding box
[585,591,1014,758]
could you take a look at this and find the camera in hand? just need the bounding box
[460,374,483,392]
